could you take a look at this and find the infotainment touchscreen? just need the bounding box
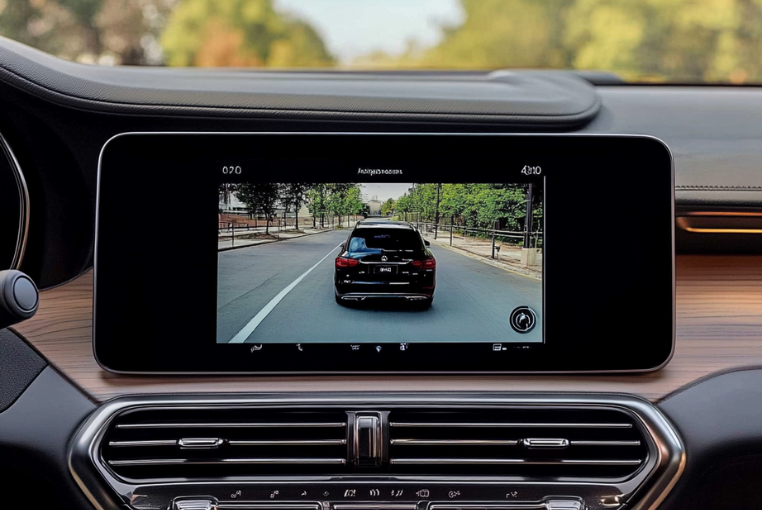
[216,181,543,346]
[94,133,674,373]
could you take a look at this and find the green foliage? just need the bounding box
[381,198,396,216]
[356,0,761,83]
[397,183,542,233]
[281,182,313,229]
[302,183,367,227]
[0,0,758,83]
[233,182,282,234]
[159,0,334,67]
[0,0,171,65]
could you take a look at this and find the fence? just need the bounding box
[411,221,542,261]
[218,214,365,248]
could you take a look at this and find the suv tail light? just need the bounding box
[335,257,358,268]
[411,257,436,269]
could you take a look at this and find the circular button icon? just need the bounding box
[510,306,537,334]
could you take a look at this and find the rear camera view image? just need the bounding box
[216,183,543,344]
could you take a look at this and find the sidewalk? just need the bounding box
[424,230,542,280]
[218,227,336,251]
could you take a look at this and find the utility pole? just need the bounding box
[524,183,533,249]
[434,183,441,239]
[522,183,535,267]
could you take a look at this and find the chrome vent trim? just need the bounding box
[0,133,30,270]
[69,394,685,510]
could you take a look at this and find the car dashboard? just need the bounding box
[0,36,761,510]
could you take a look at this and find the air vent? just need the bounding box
[387,408,649,479]
[101,408,349,480]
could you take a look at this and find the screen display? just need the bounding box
[93,133,674,373]
[216,182,543,346]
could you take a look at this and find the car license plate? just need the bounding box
[376,266,396,274]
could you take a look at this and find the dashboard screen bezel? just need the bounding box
[93,132,675,374]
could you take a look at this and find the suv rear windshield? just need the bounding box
[349,229,423,252]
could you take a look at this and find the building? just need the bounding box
[367,197,382,216]
[218,186,248,215]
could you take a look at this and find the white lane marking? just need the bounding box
[228,246,339,344]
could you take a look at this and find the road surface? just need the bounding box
[217,229,542,344]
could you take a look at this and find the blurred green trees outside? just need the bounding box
[0,0,759,82]
[159,0,333,67]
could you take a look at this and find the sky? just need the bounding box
[276,0,463,64]
[360,183,412,202]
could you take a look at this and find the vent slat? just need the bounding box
[570,440,642,446]
[389,458,644,466]
[107,458,347,466]
[229,439,347,446]
[390,422,633,428]
[108,440,178,447]
[116,422,346,429]
[391,439,520,446]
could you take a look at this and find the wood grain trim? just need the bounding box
[12,255,761,402]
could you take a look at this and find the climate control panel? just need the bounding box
[171,501,584,510]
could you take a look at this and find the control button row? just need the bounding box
[430,500,582,510]
[171,499,582,510]
[173,499,323,510]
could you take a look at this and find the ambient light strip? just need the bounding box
[684,211,762,217]
[676,212,762,234]
[682,228,762,234]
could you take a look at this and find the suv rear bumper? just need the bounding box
[336,291,433,302]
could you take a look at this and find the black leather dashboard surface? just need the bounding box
[0,328,46,413]
[658,368,762,510]
[0,37,601,128]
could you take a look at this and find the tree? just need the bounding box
[234,182,281,234]
[160,0,335,67]
[280,182,313,230]
[393,183,542,237]
[354,0,761,84]
[381,198,396,216]
[325,183,355,225]
[0,0,172,65]
[306,183,329,228]
[342,185,365,223]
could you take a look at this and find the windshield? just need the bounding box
[0,0,760,84]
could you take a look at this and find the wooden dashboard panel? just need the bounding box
[12,255,761,403]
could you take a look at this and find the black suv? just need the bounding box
[334,221,436,306]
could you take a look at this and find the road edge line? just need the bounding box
[227,245,339,343]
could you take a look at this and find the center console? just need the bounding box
[77,133,683,510]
